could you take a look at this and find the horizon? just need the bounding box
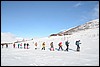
[1,1,99,38]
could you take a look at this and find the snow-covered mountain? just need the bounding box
[1,32,17,43]
[1,32,33,44]
[50,19,99,36]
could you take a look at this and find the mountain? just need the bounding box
[1,32,30,44]
[50,19,99,36]
[1,32,17,44]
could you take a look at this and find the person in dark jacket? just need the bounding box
[75,40,81,51]
[50,42,54,51]
[65,40,69,51]
[24,43,26,49]
[1,44,4,48]
[6,44,8,48]
[27,43,29,49]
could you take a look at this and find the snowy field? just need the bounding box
[1,28,99,66]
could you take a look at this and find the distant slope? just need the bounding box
[1,32,32,44]
[1,32,17,43]
[50,19,99,36]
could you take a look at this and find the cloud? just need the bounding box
[73,2,82,8]
[80,16,88,21]
[80,2,99,22]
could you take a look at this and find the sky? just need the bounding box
[1,1,99,38]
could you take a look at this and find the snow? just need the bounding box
[1,28,99,66]
[1,32,17,43]
[58,19,99,36]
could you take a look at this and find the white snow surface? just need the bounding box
[1,28,99,66]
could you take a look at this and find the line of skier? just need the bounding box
[1,43,8,48]
[34,40,81,52]
[1,40,81,52]
[13,43,29,49]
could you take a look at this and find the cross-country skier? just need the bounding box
[34,42,38,50]
[18,43,20,48]
[27,43,29,49]
[65,40,69,51]
[50,42,54,51]
[41,42,45,50]
[1,44,4,48]
[24,43,26,49]
[20,43,22,49]
[75,40,81,51]
[13,43,15,48]
[6,44,8,48]
[58,42,63,51]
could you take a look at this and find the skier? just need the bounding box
[6,44,8,48]
[50,42,54,51]
[18,43,20,48]
[27,43,29,49]
[20,43,22,49]
[75,40,81,51]
[65,40,69,51]
[41,42,45,50]
[13,43,15,48]
[1,44,4,48]
[58,42,63,51]
[34,42,38,50]
[24,43,26,49]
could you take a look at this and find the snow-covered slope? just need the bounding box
[1,32,31,44]
[1,32,17,43]
[1,27,99,66]
[54,19,99,36]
